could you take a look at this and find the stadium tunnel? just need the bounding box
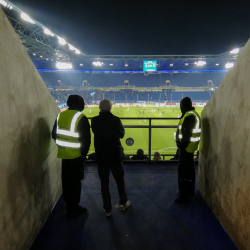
[0,5,249,250]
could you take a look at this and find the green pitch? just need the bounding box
[83,106,203,159]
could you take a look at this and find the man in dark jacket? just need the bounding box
[91,99,131,216]
[175,97,200,203]
[52,95,91,216]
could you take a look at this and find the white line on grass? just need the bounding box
[82,107,89,115]
[158,147,177,152]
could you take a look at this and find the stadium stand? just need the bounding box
[167,91,212,102]
[49,89,213,104]
[40,71,227,88]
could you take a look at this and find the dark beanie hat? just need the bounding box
[180,97,192,109]
[67,95,85,111]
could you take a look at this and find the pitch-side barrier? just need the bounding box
[85,117,197,161]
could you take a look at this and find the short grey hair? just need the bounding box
[99,99,112,111]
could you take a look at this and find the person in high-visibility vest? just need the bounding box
[52,95,91,216]
[175,97,201,203]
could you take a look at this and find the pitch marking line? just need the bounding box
[158,147,177,152]
[139,120,147,124]
[82,107,89,114]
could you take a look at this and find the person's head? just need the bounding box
[136,149,144,160]
[153,152,161,161]
[67,95,85,111]
[137,149,144,157]
[99,99,112,111]
[180,97,192,114]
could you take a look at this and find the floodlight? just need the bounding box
[225,63,234,68]
[40,56,43,57]
[21,13,35,24]
[0,0,7,7]
[68,45,75,50]
[216,63,219,66]
[75,49,80,54]
[80,64,83,66]
[170,64,173,66]
[46,58,48,60]
[125,64,128,67]
[92,62,102,66]
[230,48,239,54]
[33,53,36,55]
[0,0,12,9]
[185,63,188,66]
[56,62,73,69]
[110,64,113,66]
[58,37,66,45]
[44,28,54,36]
[197,61,206,66]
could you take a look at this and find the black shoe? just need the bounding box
[66,206,87,217]
[174,196,190,204]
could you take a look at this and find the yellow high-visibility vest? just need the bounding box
[178,110,201,153]
[56,110,85,159]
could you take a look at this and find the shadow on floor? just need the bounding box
[30,163,237,250]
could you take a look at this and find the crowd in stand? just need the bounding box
[50,89,157,105]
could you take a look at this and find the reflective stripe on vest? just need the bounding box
[56,112,82,138]
[179,125,201,133]
[178,134,200,142]
[55,139,81,148]
[178,111,201,135]
[178,110,201,153]
[56,111,82,149]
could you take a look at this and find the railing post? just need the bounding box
[148,118,151,162]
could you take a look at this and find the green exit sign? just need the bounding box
[143,61,157,71]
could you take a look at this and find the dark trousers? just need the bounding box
[97,161,128,213]
[62,157,84,211]
[178,148,195,198]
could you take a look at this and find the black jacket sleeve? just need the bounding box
[179,115,195,149]
[77,116,91,157]
[52,119,57,141]
[119,119,125,139]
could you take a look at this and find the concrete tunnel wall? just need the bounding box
[0,7,62,250]
[199,38,250,250]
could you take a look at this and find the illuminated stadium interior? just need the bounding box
[1,1,248,249]
[1,0,240,72]
[1,0,233,111]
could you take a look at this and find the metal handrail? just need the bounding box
[87,117,180,162]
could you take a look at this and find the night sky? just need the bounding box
[11,0,250,55]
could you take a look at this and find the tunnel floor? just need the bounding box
[30,162,237,250]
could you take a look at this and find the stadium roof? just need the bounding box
[1,0,242,72]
